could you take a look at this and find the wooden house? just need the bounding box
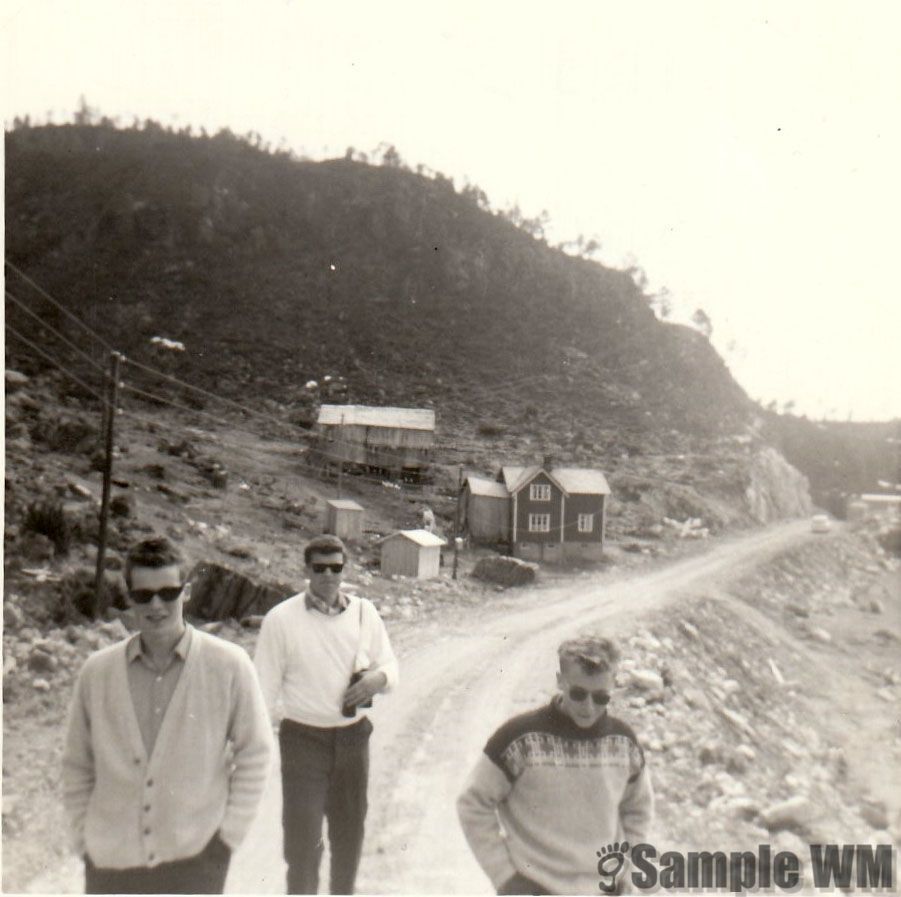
[380,529,446,579]
[323,499,364,542]
[462,463,610,562]
[313,405,435,480]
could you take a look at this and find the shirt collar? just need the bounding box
[126,624,193,663]
[304,589,349,616]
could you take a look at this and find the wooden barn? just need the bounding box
[323,499,364,542]
[380,529,446,579]
[462,463,610,562]
[461,475,511,543]
[313,405,435,480]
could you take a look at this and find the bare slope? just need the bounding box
[6,123,751,440]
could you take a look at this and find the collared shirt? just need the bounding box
[304,588,349,616]
[125,627,192,756]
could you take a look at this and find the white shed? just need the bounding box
[380,529,445,579]
[324,499,365,542]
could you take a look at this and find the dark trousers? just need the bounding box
[497,872,549,895]
[280,716,372,895]
[85,833,230,894]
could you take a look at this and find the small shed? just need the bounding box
[380,529,445,579]
[324,499,364,542]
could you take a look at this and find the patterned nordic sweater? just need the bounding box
[457,699,653,895]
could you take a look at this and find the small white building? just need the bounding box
[380,529,445,579]
[324,499,365,542]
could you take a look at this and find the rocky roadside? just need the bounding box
[598,522,900,893]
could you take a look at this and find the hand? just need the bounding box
[342,670,387,708]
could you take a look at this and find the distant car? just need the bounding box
[811,514,832,533]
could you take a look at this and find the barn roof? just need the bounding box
[465,476,510,499]
[381,529,446,547]
[552,468,611,495]
[317,405,435,431]
[326,499,364,511]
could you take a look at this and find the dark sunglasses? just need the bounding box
[128,585,185,605]
[567,686,611,706]
[310,562,344,574]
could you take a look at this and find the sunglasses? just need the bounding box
[310,563,344,574]
[128,585,185,605]
[567,686,611,706]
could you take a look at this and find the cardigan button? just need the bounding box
[144,805,151,813]
[144,828,151,836]
[146,779,154,787]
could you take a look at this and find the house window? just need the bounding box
[528,513,551,533]
[530,483,551,501]
[577,513,594,533]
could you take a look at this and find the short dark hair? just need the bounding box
[558,636,619,674]
[124,537,185,587]
[304,534,347,566]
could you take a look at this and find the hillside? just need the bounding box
[5,123,750,435]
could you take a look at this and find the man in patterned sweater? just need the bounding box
[457,636,653,895]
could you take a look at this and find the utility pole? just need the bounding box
[452,465,463,580]
[95,351,122,615]
[337,412,344,498]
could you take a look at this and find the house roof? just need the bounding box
[381,529,446,547]
[553,468,611,495]
[317,405,435,431]
[325,499,364,511]
[860,493,901,504]
[500,465,610,496]
[501,465,568,495]
[465,476,510,499]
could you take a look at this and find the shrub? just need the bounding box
[23,500,72,555]
[477,421,505,437]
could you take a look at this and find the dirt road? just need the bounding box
[225,519,812,895]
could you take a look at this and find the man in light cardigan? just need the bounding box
[62,537,273,894]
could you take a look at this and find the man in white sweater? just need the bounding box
[62,537,273,894]
[458,636,653,895]
[254,534,398,895]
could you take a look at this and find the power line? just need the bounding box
[122,356,304,434]
[6,289,106,373]
[4,259,114,351]
[5,324,108,403]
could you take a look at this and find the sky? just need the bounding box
[3,0,900,420]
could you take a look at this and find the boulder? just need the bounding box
[760,796,816,833]
[5,370,30,391]
[109,494,135,518]
[188,562,292,621]
[630,669,665,693]
[27,647,58,674]
[861,800,890,830]
[472,556,538,587]
[3,603,25,630]
[98,618,129,641]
